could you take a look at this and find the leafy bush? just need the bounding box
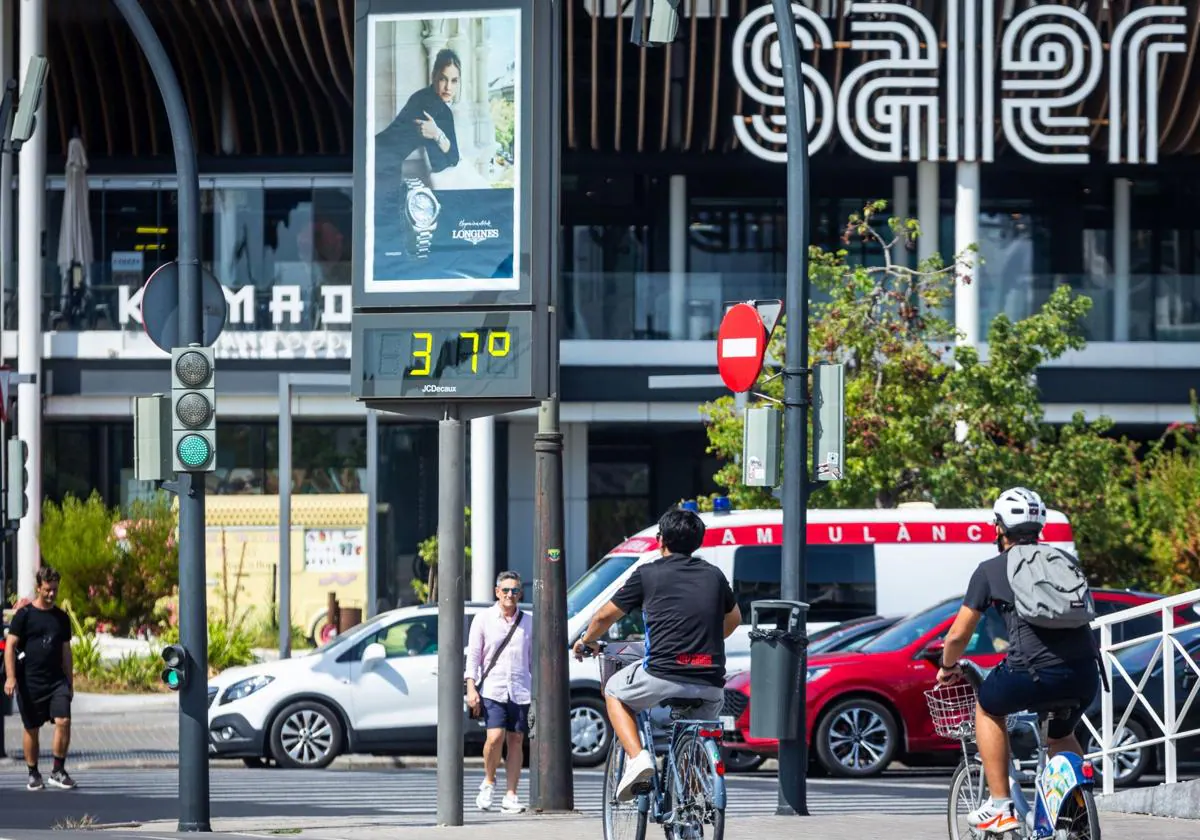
[1137,399,1200,593]
[160,618,257,674]
[40,491,178,635]
[103,652,162,692]
[62,600,103,681]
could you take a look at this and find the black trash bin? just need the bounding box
[748,599,809,741]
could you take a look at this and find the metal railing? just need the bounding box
[1082,589,1200,796]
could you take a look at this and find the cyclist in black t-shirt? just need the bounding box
[3,565,77,791]
[574,509,742,802]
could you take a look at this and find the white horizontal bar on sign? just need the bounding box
[720,337,759,358]
[647,374,724,390]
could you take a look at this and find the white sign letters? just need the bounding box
[732,2,1187,164]
[118,284,354,328]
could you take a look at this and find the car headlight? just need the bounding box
[806,667,830,683]
[220,675,274,705]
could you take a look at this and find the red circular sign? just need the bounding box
[716,303,767,393]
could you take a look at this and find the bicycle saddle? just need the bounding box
[663,697,706,710]
[1024,700,1080,717]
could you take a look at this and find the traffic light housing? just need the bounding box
[6,437,28,521]
[161,644,188,690]
[171,345,216,472]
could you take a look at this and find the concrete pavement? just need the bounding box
[73,812,1200,839]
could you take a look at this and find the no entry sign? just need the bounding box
[716,302,768,393]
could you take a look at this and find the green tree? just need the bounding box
[1136,396,1200,593]
[700,202,1146,586]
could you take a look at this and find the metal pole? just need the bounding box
[533,398,571,811]
[769,0,810,818]
[0,0,13,356]
[436,413,466,826]
[112,0,207,830]
[365,408,378,618]
[15,0,44,601]
[278,377,292,658]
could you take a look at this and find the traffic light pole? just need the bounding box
[113,0,209,831]
[770,0,812,818]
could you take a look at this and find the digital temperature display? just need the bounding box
[353,310,536,400]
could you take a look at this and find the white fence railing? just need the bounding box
[1082,588,1200,796]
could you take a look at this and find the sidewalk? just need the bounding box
[100,811,1197,839]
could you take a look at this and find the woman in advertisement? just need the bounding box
[376,48,463,176]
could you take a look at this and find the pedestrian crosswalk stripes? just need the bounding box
[0,767,946,817]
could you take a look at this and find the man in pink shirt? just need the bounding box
[465,571,532,813]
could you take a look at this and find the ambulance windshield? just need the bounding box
[566,554,640,619]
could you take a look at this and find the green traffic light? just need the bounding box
[177,433,212,468]
[163,668,182,690]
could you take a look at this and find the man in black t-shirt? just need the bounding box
[937,487,1099,835]
[3,565,77,791]
[573,509,741,801]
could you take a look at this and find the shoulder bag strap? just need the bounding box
[477,610,523,689]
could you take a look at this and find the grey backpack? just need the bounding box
[1006,544,1096,629]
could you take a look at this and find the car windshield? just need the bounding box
[312,613,392,655]
[859,599,961,654]
[1114,626,1200,676]
[566,554,640,619]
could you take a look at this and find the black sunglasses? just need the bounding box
[499,586,521,594]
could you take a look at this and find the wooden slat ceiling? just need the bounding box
[38,1,1200,163]
[44,0,354,160]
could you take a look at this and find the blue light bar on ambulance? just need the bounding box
[681,500,699,512]
[712,496,732,513]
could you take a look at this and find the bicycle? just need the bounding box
[582,641,727,840]
[925,661,1102,840]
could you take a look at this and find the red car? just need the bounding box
[722,589,1194,778]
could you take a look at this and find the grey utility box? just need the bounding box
[742,406,781,487]
[748,599,810,741]
[812,362,845,481]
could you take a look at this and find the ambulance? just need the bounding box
[559,497,1075,765]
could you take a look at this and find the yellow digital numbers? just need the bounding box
[412,328,513,377]
[411,332,433,376]
[488,331,511,358]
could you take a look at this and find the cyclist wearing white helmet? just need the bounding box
[936,487,1100,835]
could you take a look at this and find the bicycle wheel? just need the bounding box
[1055,787,1101,840]
[665,731,725,840]
[947,758,988,840]
[604,742,648,840]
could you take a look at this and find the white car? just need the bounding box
[206,601,614,769]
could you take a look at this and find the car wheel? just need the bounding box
[720,747,766,773]
[269,700,344,769]
[1084,718,1151,787]
[815,697,899,778]
[570,693,612,768]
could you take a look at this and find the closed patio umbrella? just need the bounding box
[56,135,95,325]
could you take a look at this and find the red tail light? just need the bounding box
[714,760,726,776]
[699,728,724,739]
[1081,761,1094,779]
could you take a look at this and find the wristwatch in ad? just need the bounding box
[404,177,440,259]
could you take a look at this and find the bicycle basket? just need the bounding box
[924,681,979,740]
[598,641,644,692]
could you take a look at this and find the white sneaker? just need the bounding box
[476,781,495,811]
[967,799,1020,834]
[501,792,525,814]
[616,750,656,802]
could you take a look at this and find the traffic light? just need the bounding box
[6,438,28,521]
[161,644,188,690]
[171,345,216,472]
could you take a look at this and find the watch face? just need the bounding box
[407,191,438,227]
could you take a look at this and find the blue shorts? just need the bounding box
[482,698,530,733]
[977,659,1099,740]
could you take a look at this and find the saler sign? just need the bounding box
[733,1,1187,164]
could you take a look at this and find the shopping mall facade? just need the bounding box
[4,1,1200,611]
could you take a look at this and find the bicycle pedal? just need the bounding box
[631,781,652,796]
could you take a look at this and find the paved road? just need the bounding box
[0,766,948,830]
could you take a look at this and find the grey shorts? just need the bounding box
[604,661,724,721]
